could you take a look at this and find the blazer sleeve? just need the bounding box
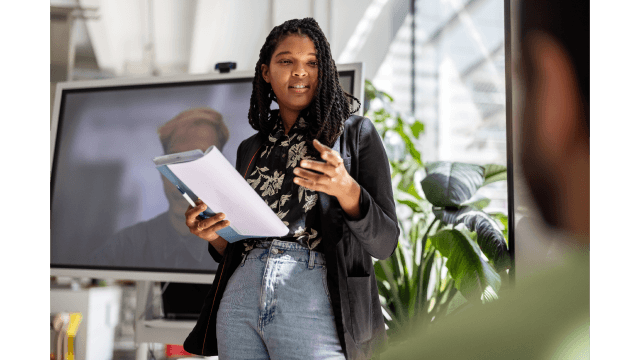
[343,117,400,260]
[206,139,248,263]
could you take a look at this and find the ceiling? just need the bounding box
[51,0,409,80]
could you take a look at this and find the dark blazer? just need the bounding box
[183,115,400,360]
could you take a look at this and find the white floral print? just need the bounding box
[287,142,307,168]
[294,226,306,237]
[247,167,270,190]
[294,227,320,250]
[298,185,305,203]
[260,170,284,197]
[280,194,292,207]
[276,209,289,220]
[303,193,318,213]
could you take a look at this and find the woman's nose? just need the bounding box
[293,65,307,77]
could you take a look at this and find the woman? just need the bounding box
[183,18,399,360]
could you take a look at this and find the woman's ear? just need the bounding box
[261,64,270,83]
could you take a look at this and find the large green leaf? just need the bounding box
[421,162,485,207]
[398,181,423,201]
[397,199,421,213]
[489,212,509,241]
[430,228,501,301]
[482,164,507,186]
[433,206,510,271]
[461,193,491,210]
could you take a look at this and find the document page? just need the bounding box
[167,147,289,237]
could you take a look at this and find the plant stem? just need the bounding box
[425,218,439,239]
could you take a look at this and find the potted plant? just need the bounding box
[365,80,510,341]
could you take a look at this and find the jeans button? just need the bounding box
[271,248,278,255]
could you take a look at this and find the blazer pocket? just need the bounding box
[346,275,372,344]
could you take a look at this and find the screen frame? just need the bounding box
[50,62,364,283]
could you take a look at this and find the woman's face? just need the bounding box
[261,34,319,118]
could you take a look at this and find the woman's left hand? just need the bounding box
[294,139,362,219]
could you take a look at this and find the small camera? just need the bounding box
[214,62,237,73]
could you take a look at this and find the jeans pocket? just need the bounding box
[346,276,372,344]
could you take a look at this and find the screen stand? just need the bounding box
[133,281,196,360]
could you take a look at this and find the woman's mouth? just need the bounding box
[290,84,309,93]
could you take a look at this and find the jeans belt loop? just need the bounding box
[308,249,315,270]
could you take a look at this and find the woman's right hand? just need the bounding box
[185,199,230,255]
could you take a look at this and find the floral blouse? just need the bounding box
[243,115,323,251]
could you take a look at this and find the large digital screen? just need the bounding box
[51,67,360,280]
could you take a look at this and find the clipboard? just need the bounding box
[153,146,289,242]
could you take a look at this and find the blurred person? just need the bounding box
[183,18,399,360]
[90,107,230,269]
[380,0,589,359]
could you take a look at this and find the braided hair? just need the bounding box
[248,18,360,147]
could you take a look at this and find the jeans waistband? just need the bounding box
[253,239,314,252]
[250,239,325,266]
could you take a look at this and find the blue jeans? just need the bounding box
[216,240,345,360]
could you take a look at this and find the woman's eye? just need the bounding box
[309,61,318,66]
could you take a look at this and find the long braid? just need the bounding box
[248,18,359,147]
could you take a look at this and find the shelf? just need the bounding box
[141,319,196,329]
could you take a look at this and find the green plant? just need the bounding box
[423,162,510,299]
[365,80,510,341]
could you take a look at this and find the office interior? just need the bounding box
[46,0,598,359]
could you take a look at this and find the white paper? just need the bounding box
[167,147,289,237]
